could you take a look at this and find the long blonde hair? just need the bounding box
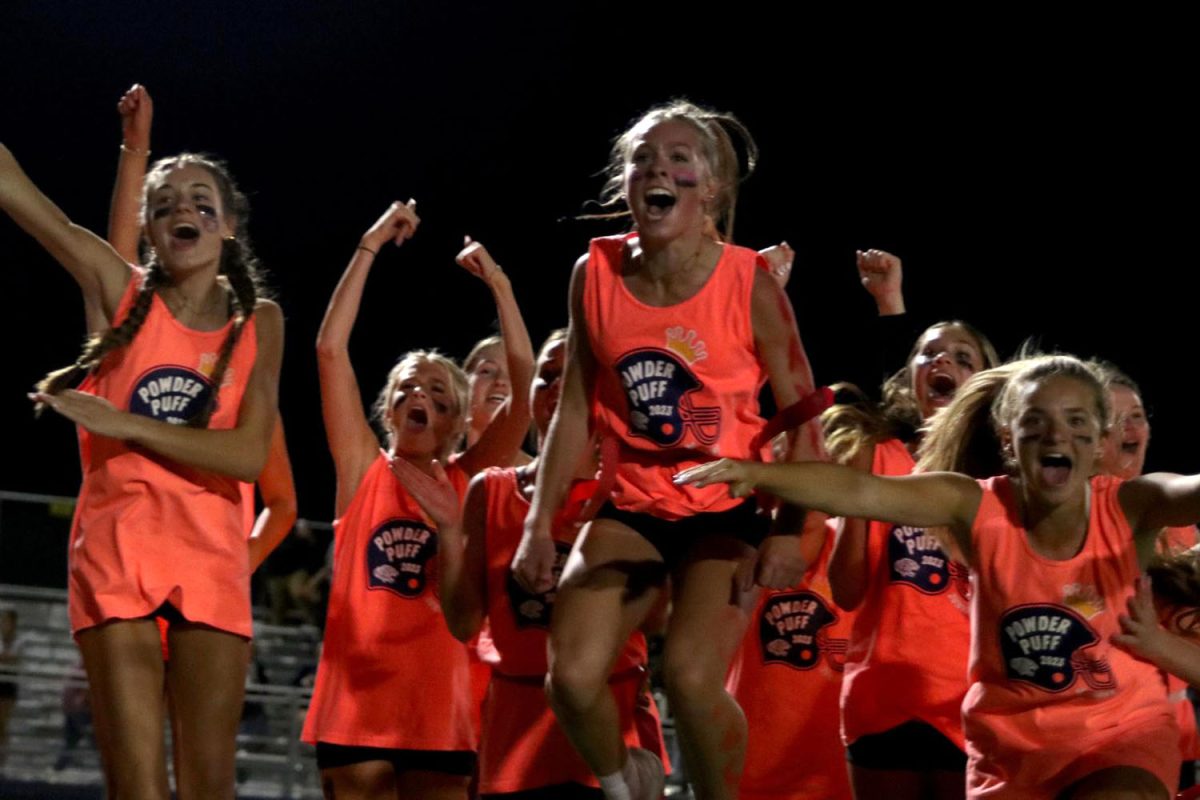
[823,321,999,466]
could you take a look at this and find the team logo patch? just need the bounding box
[366,517,437,598]
[888,524,955,594]
[128,365,213,425]
[759,590,847,671]
[506,540,572,628]
[999,604,1116,693]
[616,341,720,447]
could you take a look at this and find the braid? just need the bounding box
[188,236,260,428]
[34,264,164,414]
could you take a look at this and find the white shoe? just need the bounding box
[624,747,665,800]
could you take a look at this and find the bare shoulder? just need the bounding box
[253,299,284,330]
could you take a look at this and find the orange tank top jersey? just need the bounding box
[728,521,856,800]
[840,438,970,749]
[1159,525,1200,761]
[582,234,767,519]
[477,466,657,793]
[70,269,258,637]
[302,454,475,752]
[964,475,1178,798]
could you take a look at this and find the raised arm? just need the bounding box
[453,237,534,477]
[857,248,905,317]
[247,418,299,570]
[315,200,419,515]
[1,143,131,322]
[515,255,595,594]
[109,84,152,265]
[676,459,982,563]
[36,299,284,482]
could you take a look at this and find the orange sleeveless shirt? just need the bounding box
[729,520,856,800]
[70,269,258,637]
[582,234,767,519]
[301,454,475,752]
[840,438,971,749]
[476,467,654,793]
[964,475,1178,798]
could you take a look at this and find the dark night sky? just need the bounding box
[1,4,1195,524]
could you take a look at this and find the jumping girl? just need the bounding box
[302,200,532,800]
[512,100,824,800]
[679,354,1200,799]
[3,138,282,800]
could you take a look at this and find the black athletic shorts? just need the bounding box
[483,784,603,800]
[846,720,966,772]
[315,742,476,776]
[595,498,770,566]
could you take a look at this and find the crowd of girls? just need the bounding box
[1,84,1198,800]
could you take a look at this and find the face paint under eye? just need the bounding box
[674,170,700,188]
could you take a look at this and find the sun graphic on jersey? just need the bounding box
[1061,583,1105,619]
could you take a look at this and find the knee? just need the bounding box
[661,653,725,712]
[545,656,609,717]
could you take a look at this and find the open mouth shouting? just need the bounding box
[170,222,201,248]
[927,372,959,407]
[644,187,678,219]
[404,405,429,432]
[1039,453,1073,488]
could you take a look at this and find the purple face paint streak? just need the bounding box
[674,170,700,187]
[200,216,220,233]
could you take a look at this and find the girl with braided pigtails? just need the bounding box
[2,135,282,799]
[107,84,297,574]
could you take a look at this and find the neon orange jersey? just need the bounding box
[964,475,1178,798]
[69,269,258,637]
[302,454,475,752]
[582,234,768,519]
[840,438,970,749]
[481,467,647,676]
[728,521,856,800]
[1158,526,1200,760]
[476,466,655,792]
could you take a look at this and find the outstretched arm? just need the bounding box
[1,144,131,323]
[248,418,299,570]
[515,255,594,594]
[676,459,982,563]
[316,200,419,515]
[1121,473,1200,569]
[454,238,534,477]
[108,84,152,265]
